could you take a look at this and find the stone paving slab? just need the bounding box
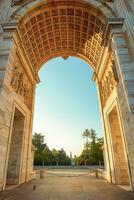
[0,171,134,200]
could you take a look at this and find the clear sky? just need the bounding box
[33,57,103,156]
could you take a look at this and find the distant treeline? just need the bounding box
[32,129,103,166]
[32,133,71,166]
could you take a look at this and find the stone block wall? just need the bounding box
[0,0,134,191]
[0,28,37,190]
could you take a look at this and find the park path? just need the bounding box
[0,170,134,200]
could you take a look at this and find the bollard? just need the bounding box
[95,170,99,179]
[40,169,46,178]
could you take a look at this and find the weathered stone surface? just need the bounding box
[0,0,134,193]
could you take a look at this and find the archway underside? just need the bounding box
[18,1,107,71]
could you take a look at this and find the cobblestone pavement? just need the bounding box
[0,170,134,200]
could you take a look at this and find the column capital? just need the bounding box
[2,22,18,32]
[107,18,124,35]
[1,23,18,40]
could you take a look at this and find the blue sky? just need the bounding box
[33,57,103,156]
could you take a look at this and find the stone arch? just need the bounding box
[17,1,109,71]
[9,0,117,72]
[1,0,134,192]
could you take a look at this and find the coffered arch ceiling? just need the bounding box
[17,1,113,72]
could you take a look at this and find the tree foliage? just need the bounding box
[82,128,97,146]
[75,129,104,165]
[32,130,103,166]
[32,133,71,166]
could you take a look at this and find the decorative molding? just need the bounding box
[62,55,69,60]
[18,4,107,71]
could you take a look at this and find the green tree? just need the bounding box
[76,129,104,165]
[51,149,58,165]
[32,133,47,165]
[88,140,103,165]
[41,146,53,166]
[82,129,90,143]
[32,133,71,166]
[82,129,97,146]
[55,148,71,165]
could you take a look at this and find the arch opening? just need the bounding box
[9,0,130,188]
[33,56,103,158]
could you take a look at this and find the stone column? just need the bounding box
[25,84,37,182]
[0,23,16,93]
[0,22,39,190]
[109,19,134,112]
[0,23,17,191]
[109,19,134,190]
[92,75,113,183]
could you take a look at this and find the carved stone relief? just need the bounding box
[10,61,33,109]
[100,60,118,106]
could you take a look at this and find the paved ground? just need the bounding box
[0,169,134,200]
